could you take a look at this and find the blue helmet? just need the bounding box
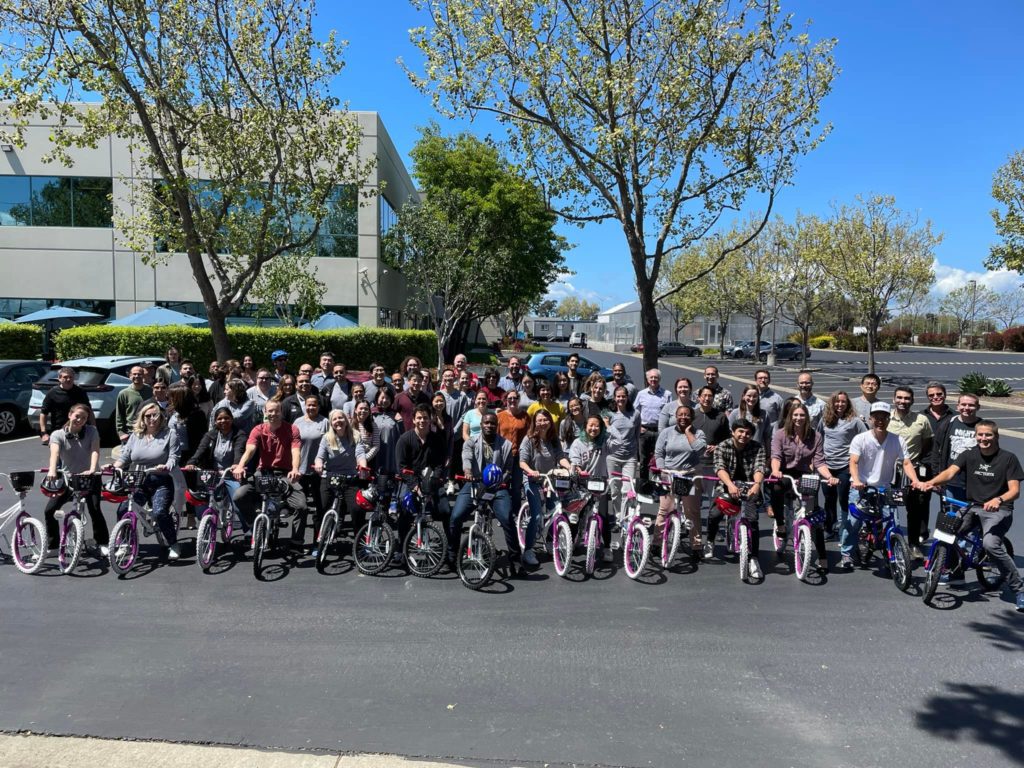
[401,491,420,515]
[481,463,503,490]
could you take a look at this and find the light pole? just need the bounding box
[968,279,978,348]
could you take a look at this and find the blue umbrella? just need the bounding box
[109,306,207,327]
[300,311,357,330]
[14,306,103,323]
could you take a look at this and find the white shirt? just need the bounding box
[850,430,906,486]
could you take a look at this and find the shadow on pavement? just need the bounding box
[966,611,1024,653]
[915,682,1024,766]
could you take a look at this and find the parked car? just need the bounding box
[630,342,644,353]
[656,341,701,357]
[28,355,167,439]
[759,342,811,362]
[733,341,771,359]
[724,340,750,357]
[0,360,52,439]
[522,352,613,381]
[569,331,588,348]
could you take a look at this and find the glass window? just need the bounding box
[379,194,397,237]
[29,177,73,226]
[0,176,31,226]
[318,234,357,259]
[323,185,358,237]
[72,177,113,227]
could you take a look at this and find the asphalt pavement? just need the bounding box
[1,420,1022,767]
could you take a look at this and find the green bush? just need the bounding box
[54,325,438,371]
[0,323,44,359]
[958,371,988,396]
[1002,327,1024,352]
[809,334,836,349]
[987,379,1013,397]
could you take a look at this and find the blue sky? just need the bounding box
[322,0,1024,310]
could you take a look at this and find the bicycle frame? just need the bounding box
[0,471,42,562]
[926,496,987,571]
[850,486,905,562]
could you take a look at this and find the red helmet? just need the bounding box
[354,488,376,511]
[714,496,741,516]
[39,475,66,498]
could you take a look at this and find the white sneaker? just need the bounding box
[167,545,181,561]
[99,545,109,557]
[747,557,762,581]
[522,549,539,567]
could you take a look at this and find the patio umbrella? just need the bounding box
[299,311,357,330]
[109,306,207,326]
[14,307,103,323]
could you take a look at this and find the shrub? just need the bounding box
[983,331,1005,351]
[1002,326,1024,352]
[808,334,836,349]
[0,323,44,359]
[54,325,438,371]
[917,331,959,348]
[987,379,1013,396]
[958,371,989,396]
[832,331,866,352]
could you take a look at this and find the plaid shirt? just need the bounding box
[714,439,767,486]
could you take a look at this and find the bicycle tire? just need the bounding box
[724,516,736,554]
[888,532,912,592]
[404,520,446,577]
[195,514,218,572]
[315,511,338,574]
[922,544,946,605]
[107,518,137,576]
[858,529,875,567]
[772,525,783,553]
[738,522,750,582]
[516,501,530,551]
[457,526,495,590]
[584,516,599,575]
[662,514,682,568]
[794,524,812,582]
[59,517,84,575]
[354,518,394,576]
[623,520,649,579]
[13,516,47,574]
[553,519,573,578]
[252,514,268,578]
[976,538,1014,590]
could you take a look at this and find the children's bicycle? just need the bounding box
[650,469,698,569]
[610,471,652,579]
[849,485,912,592]
[0,470,47,574]
[42,471,101,574]
[315,470,370,573]
[453,475,507,590]
[353,476,398,576]
[249,471,294,578]
[554,471,607,578]
[185,468,237,572]
[400,467,448,578]
[775,474,827,582]
[105,467,173,576]
[922,496,1016,606]
[712,480,761,583]
[516,468,572,553]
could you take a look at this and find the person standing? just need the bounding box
[497,390,530,515]
[754,369,785,426]
[633,368,672,489]
[115,366,153,444]
[888,386,933,559]
[39,367,90,444]
[658,378,693,430]
[310,351,335,390]
[246,368,277,418]
[931,393,982,502]
[817,391,866,538]
[394,371,431,432]
[796,373,825,429]
[605,363,637,403]
[497,356,524,392]
[564,353,585,397]
[852,373,881,422]
[702,365,734,412]
[605,385,641,523]
[157,346,182,384]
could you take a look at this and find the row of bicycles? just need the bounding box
[0,465,1014,602]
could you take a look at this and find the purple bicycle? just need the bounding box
[712,480,761,583]
[554,471,607,578]
[0,471,47,574]
[185,468,237,572]
[105,467,173,576]
[42,470,102,574]
[774,474,826,582]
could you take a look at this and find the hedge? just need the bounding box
[54,325,438,371]
[0,323,44,359]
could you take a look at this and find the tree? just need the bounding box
[822,195,938,373]
[556,297,600,322]
[776,213,838,366]
[533,298,559,318]
[0,0,372,362]
[249,250,327,327]
[407,0,837,371]
[940,283,994,347]
[729,218,782,366]
[387,127,566,364]
[987,149,1024,273]
[990,288,1024,330]
[665,238,742,358]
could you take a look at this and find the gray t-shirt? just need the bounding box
[294,416,329,472]
[120,428,179,470]
[654,426,707,472]
[315,434,366,474]
[51,425,100,474]
[519,436,565,474]
[213,432,236,471]
[817,417,867,470]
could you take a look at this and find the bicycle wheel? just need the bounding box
[553,519,573,578]
[661,514,682,568]
[858,528,875,567]
[354,518,394,576]
[58,517,85,575]
[888,532,912,592]
[107,518,138,576]
[794,524,812,582]
[457,526,495,590]
[584,516,599,575]
[516,501,530,551]
[623,520,650,579]
[195,513,218,572]
[922,544,946,606]
[12,516,47,574]
[738,522,750,582]
[251,514,268,578]
[976,538,1014,590]
[772,525,783,553]
[404,520,447,577]
[315,511,337,574]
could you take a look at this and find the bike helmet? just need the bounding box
[39,475,66,497]
[714,496,741,516]
[354,487,376,511]
[401,491,420,515]
[481,463,503,490]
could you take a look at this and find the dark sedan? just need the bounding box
[657,341,702,357]
[0,360,51,438]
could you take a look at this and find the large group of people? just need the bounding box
[32,345,1024,611]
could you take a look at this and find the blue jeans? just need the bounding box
[839,487,861,557]
[525,479,556,549]
[118,474,176,546]
[449,485,518,557]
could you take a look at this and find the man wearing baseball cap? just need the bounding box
[839,401,921,570]
[270,350,290,382]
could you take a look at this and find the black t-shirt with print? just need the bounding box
[953,447,1024,510]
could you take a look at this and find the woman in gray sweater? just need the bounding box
[605,386,642,521]
[113,402,181,558]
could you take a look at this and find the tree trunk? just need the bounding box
[207,305,233,363]
[638,279,661,372]
[800,325,810,368]
[719,322,728,359]
[866,323,877,375]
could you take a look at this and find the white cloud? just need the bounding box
[930,260,1021,297]
[543,272,614,306]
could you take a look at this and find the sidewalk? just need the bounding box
[1,733,467,768]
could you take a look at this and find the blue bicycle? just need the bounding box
[849,486,912,592]
[922,496,1016,605]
